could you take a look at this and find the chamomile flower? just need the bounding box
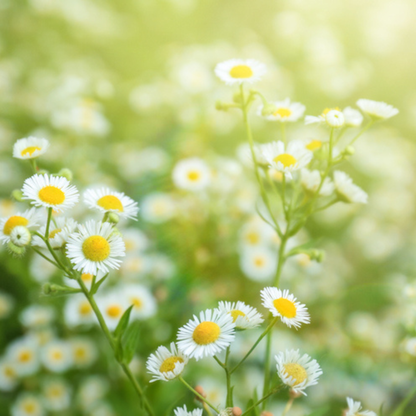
[275,349,322,395]
[140,192,176,223]
[83,187,138,220]
[122,228,149,254]
[262,140,312,178]
[13,136,49,160]
[177,309,235,360]
[146,342,189,382]
[260,287,310,329]
[32,217,78,249]
[300,168,334,196]
[258,98,305,122]
[64,294,96,327]
[6,337,40,377]
[42,378,71,411]
[0,358,18,391]
[217,301,264,330]
[70,337,98,368]
[240,247,278,282]
[174,405,203,416]
[22,174,79,213]
[11,393,45,416]
[333,171,368,204]
[356,99,399,120]
[120,284,157,320]
[305,108,345,128]
[172,158,211,191]
[239,218,278,250]
[20,305,55,328]
[0,208,39,244]
[41,340,73,373]
[214,59,266,85]
[345,397,377,416]
[343,107,363,127]
[66,220,125,275]
[96,292,129,331]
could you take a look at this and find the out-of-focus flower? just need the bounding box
[172,158,211,191]
[0,358,18,391]
[11,392,45,416]
[333,171,368,204]
[301,168,334,196]
[356,99,399,120]
[70,337,98,368]
[215,59,267,85]
[174,405,203,416]
[343,107,364,127]
[240,247,278,281]
[13,137,49,160]
[20,305,54,328]
[345,397,377,416]
[42,377,71,411]
[140,192,176,223]
[41,340,73,373]
[96,291,129,331]
[0,291,14,319]
[121,284,157,320]
[305,108,345,128]
[258,98,305,122]
[217,301,264,330]
[32,217,77,249]
[64,294,96,328]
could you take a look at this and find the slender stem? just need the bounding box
[280,123,287,144]
[242,385,283,416]
[31,246,60,268]
[390,383,416,416]
[29,159,38,173]
[213,355,225,368]
[282,397,294,416]
[179,377,220,413]
[261,325,273,410]
[281,175,287,216]
[348,120,374,146]
[273,236,288,287]
[45,208,53,240]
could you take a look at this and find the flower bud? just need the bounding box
[194,385,206,402]
[11,189,24,202]
[233,91,244,104]
[232,407,242,416]
[107,212,119,224]
[58,168,73,181]
[10,226,31,247]
[7,241,26,257]
[110,227,122,238]
[309,249,325,263]
[215,101,227,111]
[260,412,274,416]
[42,283,80,297]
[261,103,279,117]
[344,145,355,155]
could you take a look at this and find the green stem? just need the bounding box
[179,377,220,413]
[29,159,38,173]
[348,120,374,147]
[242,385,283,416]
[44,208,53,240]
[390,384,416,416]
[280,122,287,144]
[31,246,59,268]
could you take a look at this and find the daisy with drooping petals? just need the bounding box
[174,405,203,416]
[262,140,312,178]
[172,158,211,191]
[13,136,49,160]
[258,98,305,122]
[305,108,345,128]
[345,397,377,416]
[0,208,40,244]
[83,187,139,220]
[260,287,310,329]
[215,59,266,85]
[66,220,125,275]
[22,174,79,213]
[177,309,235,360]
[300,168,334,196]
[217,301,264,330]
[333,171,368,204]
[32,217,78,249]
[275,349,322,395]
[356,99,399,120]
[146,342,189,382]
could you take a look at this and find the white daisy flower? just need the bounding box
[140,192,176,223]
[0,208,40,244]
[262,140,312,178]
[356,99,399,120]
[300,168,334,196]
[275,349,322,395]
[11,393,45,416]
[172,158,211,191]
[13,136,49,160]
[333,171,368,204]
[83,187,138,220]
[258,98,305,122]
[41,340,73,373]
[22,174,79,213]
[260,287,310,329]
[120,284,157,320]
[70,337,98,368]
[42,377,71,412]
[146,342,189,382]
[122,228,149,254]
[66,220,125,275]
[214,59,266,85]
[96,291,129,331]
[174,406,203,416]
[345,397,377,416]
[217,301,264,330]
[20,305,54,328]
[239,218,278,250]
[64,294,96,328]
[177,309,235,360]
[32,217,78,249]
[10,226,32,247]
[0,358,18,391]
[343,107,363,127]
[6,337,40,377]
[240,247,278,282]
[305,108,345,128]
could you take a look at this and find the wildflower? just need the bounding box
[6,337,40,377]
[41,340,73,373]
[333,171,368,204]
[146,342,189,382]
[215,59,266,85]
[83,187,139,220]
[120,284,157,320]
[260,287,310,329]
[32,217,77,249]
[217,301,264,330]
[305,108,345,128]
[122,228,149,254]
[300,168,334,196]
[64,294,96,328]
[42,377,71,412]
[69,337,98,368]
[13,136,49,160]
[66,220,125,275]
[11,393,45,416]
[258,98,305,122]
[10,226,32,247]
[345,397,377,416]
[20,305,54,328]
[0,208,39,244]
[239,218,278,250]
[343,107,363,127]
[172,158,211,191]
[262,140,312,178]
[22,174,79,213]
[275,349,322,395]
[140,192,176,223]
[177,309,235,360]
[240,247,278,282]
[356,99,399,120]
[96,292,129,331]
[0,358,18,391]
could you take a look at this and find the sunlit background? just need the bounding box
[1,0,416,415]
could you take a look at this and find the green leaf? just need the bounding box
[114,305,134,339]
[90,273,109,295]
[122,321,141,364]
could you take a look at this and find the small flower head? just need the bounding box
[217,301,264,330]
[177,309,235,360]
[10,226,31,247]
[333,171,368,204]
[7,337,40,377]
[356,99,398,120]
[260,287,310,329]
[0,208,39,245]
[258,98,305,122]
[305,107,345,128]
[96,291,129,331]
[70,337,98,368]
[345,397,377,416]
[42,377,71,412]
[32,217,77,249]
[120,284,157,320]
[240,247,278,282]
[13,136,49,160]
[41,340,73,373]
[11,392,45,416]
[146,342,189,382]
[300,168,334,196]
[215,59,266,85]
[174,405,203,416]
[172,158,211,191]
[275,349,322,395]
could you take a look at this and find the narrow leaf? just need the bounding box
[122,321,141,364]
[114,305,134,339]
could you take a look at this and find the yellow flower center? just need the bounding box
[47,386,63,398]
[131,297,143,309]
[79,301,92,316]
[187,170,200,181]
[246,232,260,245]
[18,350,32,363]
[273,153,297,168]
[39,186,65,205]
[230,65,253,79]
[4,366,15,378]
[97,195,124,212]
[49,228,62,239]
[284,363,307,385]
[3,216,28,235]
[21,146,41,157]
[230,310,246,322]
[23,402,36,413]
[192,321,221,345]
[273,298,297,318]
[159,356,184,373]
[254,256,265,267]
[306,140,322,151]
[81,273,93,282]
[274,108,292,118]
[322,107,340,115]
[107,304,122,318]
[82,236,110,262]
[52,350,63,361]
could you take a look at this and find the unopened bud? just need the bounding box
[58,168,73,181]
[11,189,24,202]
[110,227,122,238]
[232,91,244,104]
[261,103,278,117]
[309,249,325,263]
[232,407,242,416]
[107,212,119,224]
[260,412,274,416]
[215,101,227,111]
[194,385,206,402]
[7,241,26,257]
[37,169,48,175]
[10,226,31,247]
[42,283,80,297]
[344,145,355,155]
